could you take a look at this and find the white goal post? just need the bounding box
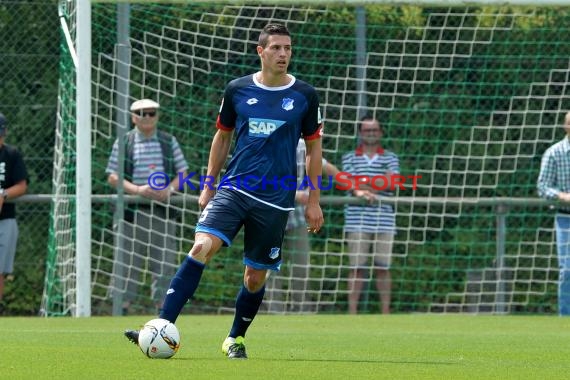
[75,0,92,317]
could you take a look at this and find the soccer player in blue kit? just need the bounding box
[125,23,324,359]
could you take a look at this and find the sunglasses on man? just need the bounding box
[136,110,157,118]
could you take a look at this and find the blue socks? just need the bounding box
[159,255,205,323]
[229,285,265,338]
[158,254,264,340]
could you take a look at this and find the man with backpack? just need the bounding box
[106,99,189,315]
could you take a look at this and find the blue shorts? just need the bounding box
[195,189,290,271]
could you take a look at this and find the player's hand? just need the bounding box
[199,187,216,209]
[305,202,324,234]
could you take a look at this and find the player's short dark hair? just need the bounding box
[358,114,382,131]
[258,23,290,48]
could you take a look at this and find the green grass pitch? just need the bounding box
[0,314,568,379]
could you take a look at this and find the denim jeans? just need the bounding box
[555,214,570,315]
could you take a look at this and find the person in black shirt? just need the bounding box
[0,113,29,307]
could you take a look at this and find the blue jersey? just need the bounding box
[216,73,322,209]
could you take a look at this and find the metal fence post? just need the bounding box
[495,203,508,314]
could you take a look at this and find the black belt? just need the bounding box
[558,209,570,215]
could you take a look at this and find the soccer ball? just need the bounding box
[137,318,180,359]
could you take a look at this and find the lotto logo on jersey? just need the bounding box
[248,118,286,137]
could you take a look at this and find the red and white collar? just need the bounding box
[355,145,384,156]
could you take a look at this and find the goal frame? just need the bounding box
[65,0,570,317]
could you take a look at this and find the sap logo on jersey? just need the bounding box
[248,118,285,137]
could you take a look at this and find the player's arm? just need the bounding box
[304,138,324,233]
[295,158,339,206]
[206,128,233,180]
[305,137,322,203]
[199,128,233,208]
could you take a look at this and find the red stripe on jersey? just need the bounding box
[303,124,323,141]
[216,115,234,131]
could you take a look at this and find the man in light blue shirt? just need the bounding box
[537,111,570,316]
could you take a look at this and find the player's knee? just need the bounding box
[244,269,267,293]
[189,236,214,264]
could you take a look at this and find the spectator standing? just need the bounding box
[342,115,399,314]
[106,99,189,314]
[0,113,29,311]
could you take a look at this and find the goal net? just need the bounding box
[43,1,569,316]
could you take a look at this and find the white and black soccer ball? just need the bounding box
[137,318,180,359]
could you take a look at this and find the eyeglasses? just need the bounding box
[136,110,157,118]
[361,128,381,133]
